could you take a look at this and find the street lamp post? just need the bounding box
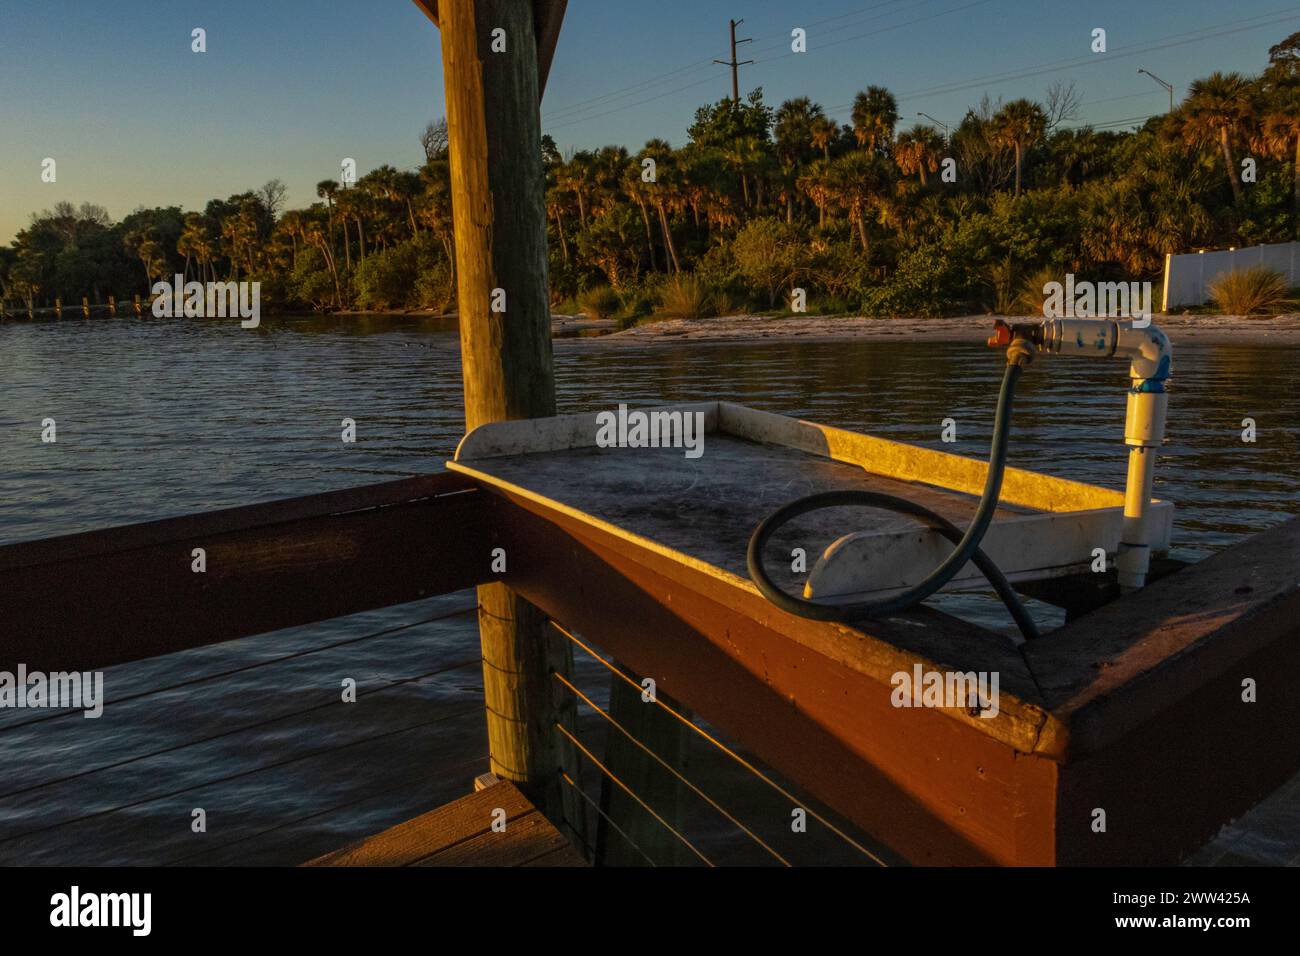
[917,111,949,144]
[1137,68,1174,112]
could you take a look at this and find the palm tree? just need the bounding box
[809,115,838,161]
[623,152,659,272]
[679,144,729,229]
[302,214,344,310]
[334,186,367,261]
[276,209,306,270]
[1174,71,1254,206]
[177,214,206,281]
[722,135,766,208]
[418,159,455,275]
[775,98,824,163]
[123,228,165,289]
[829,151,891,253]
[797,157,836,228]
[990,99,1048,197]
[641,139,682,272]
[316,179,344,268]
[894,124,945,185]
[1254,84,1300,224]
[545,182,571,263]
[851,86,898,154]
[775,98,825,220]
[556,151,596,225]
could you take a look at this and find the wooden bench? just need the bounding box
[304,778,588,867]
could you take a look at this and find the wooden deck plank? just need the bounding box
[304,781,587,867]
[412,809,569,866]
[520,845,590,867]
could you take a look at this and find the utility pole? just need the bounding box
[714,18,752,104]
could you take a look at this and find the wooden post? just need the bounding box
[108,295,116,316]
[438,0,576,835]
[81,296,89,318]
[133,294,141,317]
[54,297,62,318]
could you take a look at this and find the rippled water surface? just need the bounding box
[1,314,1296,865]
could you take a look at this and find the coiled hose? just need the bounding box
[746,350,1041,641]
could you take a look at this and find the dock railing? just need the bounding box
[3,470,1299,865]
[0,470,877,865]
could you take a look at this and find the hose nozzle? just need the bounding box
[987,319,1045,349]
[988,320,1041,366]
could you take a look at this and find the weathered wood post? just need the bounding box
[108,295,116,316]
[81,296,90,318]
[54,297,62,318]
[133,294,142,317]
[434,0,580,836]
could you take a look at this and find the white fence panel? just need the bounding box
[1162,241,1300,309]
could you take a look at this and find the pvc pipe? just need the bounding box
[1116,324,1171,589]
[1030,318,1172,589]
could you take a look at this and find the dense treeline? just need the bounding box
[3,32,1299,319]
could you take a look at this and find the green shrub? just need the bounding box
[289,247,342,311]
[1208,265,1290,315]
[731,218,809,308]
[862,243,971,317]
[656,273,719,319]
[352,241,419,311]
[616,274,661,321]
[577,284,622,320]
[693,244,741,297]
[415,259,455,313]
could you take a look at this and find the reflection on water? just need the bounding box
[0,313,1296,864]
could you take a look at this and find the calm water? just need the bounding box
[1,314,1297,865]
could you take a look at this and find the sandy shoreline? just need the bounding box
[555,312,1300,348]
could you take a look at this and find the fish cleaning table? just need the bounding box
[447,401,1172,608]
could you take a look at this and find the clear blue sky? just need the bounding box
[2,0,1297,243]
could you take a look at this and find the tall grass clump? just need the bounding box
[656,274,719,319]
[1208,266,1290,315]
[577,284,622,321]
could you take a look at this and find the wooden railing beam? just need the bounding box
[0,472,491,672]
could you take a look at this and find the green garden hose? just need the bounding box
[746,345,1041,641]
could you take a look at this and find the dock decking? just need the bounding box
[305,778,588,867]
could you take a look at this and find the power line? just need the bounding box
[541,0,916,123]
[546,4,1299,139]
[842,6,1300,112]
[542,0,986,130]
